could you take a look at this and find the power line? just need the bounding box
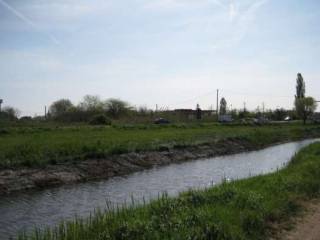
[222,89,293,99]
[169,88,297,108]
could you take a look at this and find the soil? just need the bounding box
[271,200,320,240]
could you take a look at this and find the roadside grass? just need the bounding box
[18,142,320,240]
[0,123,320,168]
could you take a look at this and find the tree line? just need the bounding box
[0,73,318,124]
[47,96,136,124]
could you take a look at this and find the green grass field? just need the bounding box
[19,140,320,239]
[0,123,320,168]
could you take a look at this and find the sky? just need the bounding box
[0,0,319,116]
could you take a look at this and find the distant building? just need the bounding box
[174,109,195,120]
[218,114,233,123]
[173,109,216,120]
[202,110,215,117]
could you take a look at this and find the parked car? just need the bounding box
[284,116,291,121]
[154,118,170,124]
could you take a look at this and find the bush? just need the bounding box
[89,114,111,125]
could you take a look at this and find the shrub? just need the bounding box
[89,115,111,125]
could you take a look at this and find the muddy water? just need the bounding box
[0,139,318,239]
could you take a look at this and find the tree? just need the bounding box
[78,95,104,112]
[137,105,152,116]
[196,104,202,120]
[219,98,227,115]
[273,108,287,121]
[296,73,305,99]
[105,98,132,118]
[49,99,74,117]
[295,97,317,124]
[1,106,20,120]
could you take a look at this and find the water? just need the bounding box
[0,139,318,239]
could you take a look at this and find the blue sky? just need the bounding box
[0,0,319,115]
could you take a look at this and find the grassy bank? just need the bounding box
[0,123,320,168]
[19,141,320,239]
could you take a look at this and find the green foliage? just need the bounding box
[0,106,20,121]
[105,98,132,118]
[296,73,305,99]
[294,73,317,124]
[89,115,112,125]
[295,97,317,124]
[19,143,320,240]
[79,95,105,112]
[49,99,74,117]
[220,97,227,115]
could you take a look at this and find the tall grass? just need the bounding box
[0,123,320,168]
[19,143,320,240]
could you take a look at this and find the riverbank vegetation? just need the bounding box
[18,141,320,239]
[0,123,320,169]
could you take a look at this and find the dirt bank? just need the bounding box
[270,200,320,240]
[0,137,311,195]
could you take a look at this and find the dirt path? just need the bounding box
[275,200,320,240]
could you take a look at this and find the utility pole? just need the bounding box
[216,89,219,120]
[45,106,47,118]
[0,99,2,112]
[156,104,158,112]
[243,102,246,112]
